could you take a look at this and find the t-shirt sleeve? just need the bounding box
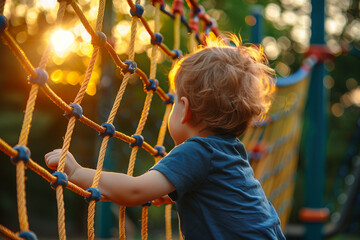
[150,139,211,200]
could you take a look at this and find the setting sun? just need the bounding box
[50,29,75,55]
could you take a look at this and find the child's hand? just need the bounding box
[152,195,174,207]
[45,149,81,179]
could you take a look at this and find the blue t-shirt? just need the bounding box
[151,135,285,240]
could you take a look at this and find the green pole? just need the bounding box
[303,0,327,239]
[95,0,116,238]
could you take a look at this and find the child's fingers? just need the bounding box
[44,149,62,170]
[152,198,164,207]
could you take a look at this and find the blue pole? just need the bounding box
[250,5,263,45]
[303,0,327,239]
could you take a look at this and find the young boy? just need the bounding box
[45,35,285,239]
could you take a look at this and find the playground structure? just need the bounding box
[0,0,359,239]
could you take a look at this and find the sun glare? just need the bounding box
[51,29,75,55]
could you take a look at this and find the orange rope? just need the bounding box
[0,224,23,240]
[141,205,149,240]
[165,204,173,240]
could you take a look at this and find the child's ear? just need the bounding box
[180,96,191,124]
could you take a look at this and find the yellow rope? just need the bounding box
[118,4,141,238]
[165,204,172,240]
[156,104,172,148]
[141,205,149,240]
[0,224,23,240]
[138,3,161,239]
[56,1,104,238]
[13,1,68,233]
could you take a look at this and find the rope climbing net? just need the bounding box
[0,0,222,239]
[0,0,329,238]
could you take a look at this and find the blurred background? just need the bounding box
[0,0,359,239]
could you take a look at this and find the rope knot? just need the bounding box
[145,78,159,92]
[18,231,37,240]
[171,49,183,60]
[64,103,83,119]
[163,93,174,105]
[154,145,165,157]
[11,145,31,165]
[130,135,144,148]
[99,123,116,138]
[151,33,163,45]
[91,32,107,47]
[50,172,69,188]
[130,4,144,18]
[0,15,8,35]
[84,187,101,203]
[28,68,48,86]
[123,60,137,74]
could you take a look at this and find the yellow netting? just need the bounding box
[242,59,315,230]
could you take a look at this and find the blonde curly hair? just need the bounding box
[169,34,275,137]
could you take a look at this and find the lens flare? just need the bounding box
[51,29,75,55]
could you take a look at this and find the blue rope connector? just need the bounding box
[130,134,144,147]
[123,60,137,74]
[151,33,163,45]
[64,103,83,119]
[154,145,165,157]
[99,123,116,138]
[171,49,183,60]
[91,32,107,47]
[18,231,38,240]
[84,187,101,203]
[145,78,159,92]
[11,145,31,165]
[28,68,48,86]
[142,201,152,207]
[130,4,144,18]
[50,172,69,188]
[163,93,174,105]
[0,15,8,35]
